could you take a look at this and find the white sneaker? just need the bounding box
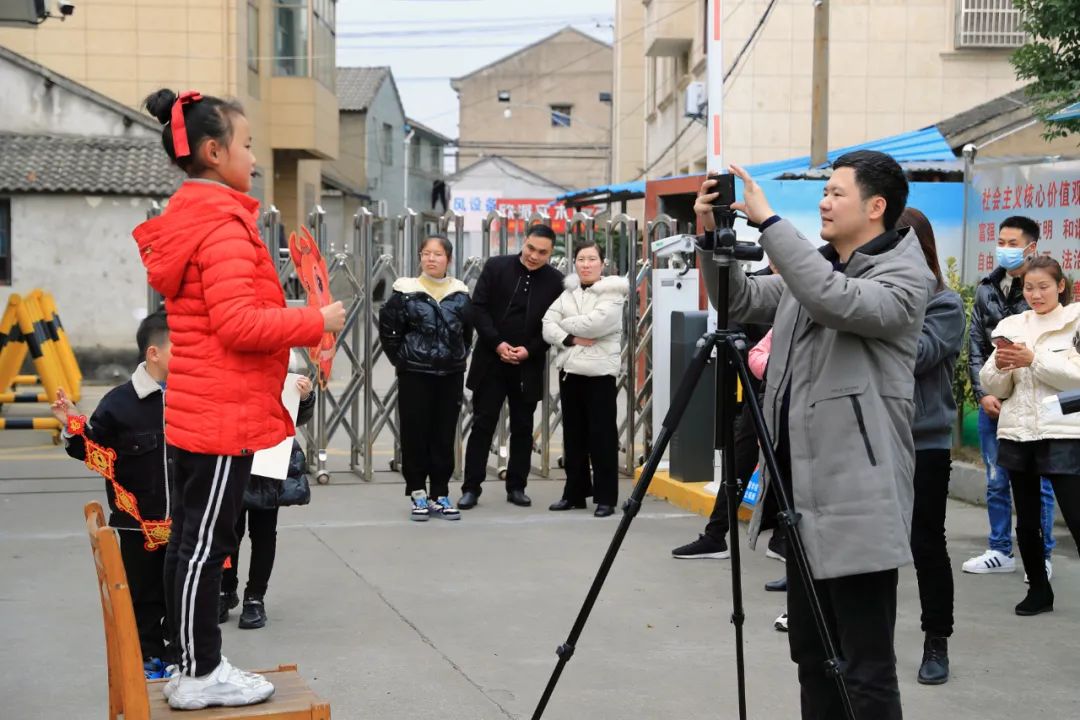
[162,666,180,699]
[1024,558,1053,584]
[167,657,274,710]
[411,490,430,522]
[961,549,1016,574]
[774,612,788,632]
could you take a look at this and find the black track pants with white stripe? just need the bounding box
[164,447,253,678]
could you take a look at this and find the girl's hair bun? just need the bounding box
[144,89,178,126]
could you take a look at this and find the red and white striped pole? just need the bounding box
[706,0,724,174]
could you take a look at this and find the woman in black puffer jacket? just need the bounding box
[379,235,473,521]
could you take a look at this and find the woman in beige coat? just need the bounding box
[542,242,628,517]
[980,256,1080,617]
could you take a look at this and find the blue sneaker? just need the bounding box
[410,490,430,521]
[144,657,166,679]
[431,496,461,521]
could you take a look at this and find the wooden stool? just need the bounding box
[84,501,331,719]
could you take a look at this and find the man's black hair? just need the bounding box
[831,150,909,231]
[136,310,170,359]
[526,223,557,244]
[1000,215,1041,243]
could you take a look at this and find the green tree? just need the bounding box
[945,258,977,442]
[1011,0,1080,141]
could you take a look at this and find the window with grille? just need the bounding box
[955,0,1025,49]
[551,105,572,128]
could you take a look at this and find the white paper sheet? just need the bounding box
[250,373,305,480]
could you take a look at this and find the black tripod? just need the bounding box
[531,213,856,720]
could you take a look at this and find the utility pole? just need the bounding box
[810,0,830,166]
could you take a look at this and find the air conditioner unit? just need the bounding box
[955,0,1024,49]
[0,0,47,26]
[684,82,706,119]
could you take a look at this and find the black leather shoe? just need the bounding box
[917,635,949,685]
[549,498,587,511]
[506,490,532,507]
[764,576,787,592]
[238,597,267,630]
[594,505,615,517]
[458,491,479,509]
[218,591,238,624]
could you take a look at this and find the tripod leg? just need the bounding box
[716,339,748,720]
[531,334,718,720]
[728,346,858,720]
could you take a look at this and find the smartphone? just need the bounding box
[706,172,736,210]
[991,335,1014,348]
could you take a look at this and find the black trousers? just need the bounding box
[463,367,536,494]
[788,567,902,720]
[1010,470,1080,590]
[558,373,619,506]
[910,448,954,637]
[704,400,760,541]
[164,449,252,678]
[222,507,279,599]
[399,371,464,499]
[118,529,169,661]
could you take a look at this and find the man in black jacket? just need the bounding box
[962,215,1057,575]
[52,310,174,676]
[460,224,564,508]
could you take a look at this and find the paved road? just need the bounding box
[1,386,1077,719]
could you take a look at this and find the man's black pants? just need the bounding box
[558,373,619,507]
[704,400,760,541]
[463,368,536,495]
[399,371,464,499]
[222,507,279,600]
[165,448,252,678]
[911,448,954,637]
[118,529,169,661]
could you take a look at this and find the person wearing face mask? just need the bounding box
[963,216,1058,578]
[979,256,1080,616]
[379,235,472,521]
[541,242,629,517]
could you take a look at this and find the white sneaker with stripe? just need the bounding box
[961,549,1016,574]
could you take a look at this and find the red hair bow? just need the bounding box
[171,90,203,159]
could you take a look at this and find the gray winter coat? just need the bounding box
[703,219,933,579]
[912,290,965,450]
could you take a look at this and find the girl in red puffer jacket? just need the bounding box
[132,88,345,711]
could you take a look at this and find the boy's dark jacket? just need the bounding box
[64,363,168,530]
[243,391,316,511]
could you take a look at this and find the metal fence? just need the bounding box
[144,203,657,484]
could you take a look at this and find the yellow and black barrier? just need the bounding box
[0,291,82,440]
[0,417,61,431]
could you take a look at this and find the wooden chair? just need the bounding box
[84,501,331,719]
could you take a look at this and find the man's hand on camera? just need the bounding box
[694,179,719,232]
[729,164,776,226]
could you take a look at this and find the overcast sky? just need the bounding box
[337,0,615,138]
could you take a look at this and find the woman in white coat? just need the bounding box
[542,242,629,517]
[980,255,1080,617]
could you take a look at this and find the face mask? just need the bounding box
[996,244,1030,271]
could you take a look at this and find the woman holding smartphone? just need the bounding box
[980,256,1080,616]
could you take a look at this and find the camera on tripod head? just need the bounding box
[702,172,764,263]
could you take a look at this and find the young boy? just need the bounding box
[52,310,173,679]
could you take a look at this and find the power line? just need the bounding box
[415,0,697,125]
[635,0,779,180]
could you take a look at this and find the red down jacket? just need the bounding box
[133,180,323,456]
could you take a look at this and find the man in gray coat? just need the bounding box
[695,150,933,720]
